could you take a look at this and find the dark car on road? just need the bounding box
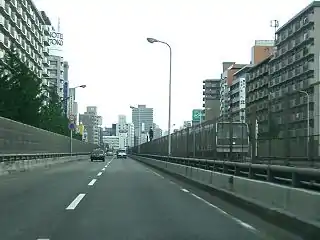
[90,149,105,162]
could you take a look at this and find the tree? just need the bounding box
[0,48,44,126]
[39,85,69,135]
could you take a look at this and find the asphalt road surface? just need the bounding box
[0,157,302,240]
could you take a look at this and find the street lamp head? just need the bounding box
[79,85,86,88]
[147,38,158,44]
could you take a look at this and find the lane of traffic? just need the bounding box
[0,157,113,240]
[45,158,263,240]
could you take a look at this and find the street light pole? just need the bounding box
[147,37,172,157]
[299,90,310,158]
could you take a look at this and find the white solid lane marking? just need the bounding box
[66,194,86,210]
[190,193,257,232]
[37,239,50,240]
[181,188,189,193]
[102,168,106,171]
[147,168,164,178]
[88,179,97,186]
[97,172,102,176]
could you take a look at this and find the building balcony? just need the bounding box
[42,68,49,77]
[42,57,49,67]
[43,36,49,46]
[43,47,49,56]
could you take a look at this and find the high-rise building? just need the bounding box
[79,106,102,145]
[0,2,50,80]
[116,114,127,149]
[132,105,153,145]
[269,2,318,140]
[229,41,274,122]
[202,79,220,121]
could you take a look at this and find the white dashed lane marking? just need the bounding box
[66,193,86,210]
[88,179,97,186]
[97,172,102,176]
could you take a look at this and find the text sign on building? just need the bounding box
[49,32,64,46]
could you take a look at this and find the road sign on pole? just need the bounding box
[192,109,203,121]
[68,123,75,130]
[69,114,75,121]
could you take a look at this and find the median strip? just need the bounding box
[66,193,86,210]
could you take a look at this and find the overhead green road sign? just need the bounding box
[192,109,203,121]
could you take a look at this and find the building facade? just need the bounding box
[79,106,102,145]
[152,123,162,139]
[0,1,50,80]
[230,65,253,122]
[102,136,119,150]
[132,105,153,145]
[220,62,247,119]
[202,79,220,121]
[267,2,320,156]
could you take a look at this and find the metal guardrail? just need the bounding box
[0,152,91,162]
[137,154,320,192]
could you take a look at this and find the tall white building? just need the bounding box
[0,1,50,80]
[116,115,127,149]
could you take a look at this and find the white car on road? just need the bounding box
[116,150,127,159]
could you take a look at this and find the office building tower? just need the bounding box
[0,2,50,80]
[131,105,153,145]
[79,106,102,145]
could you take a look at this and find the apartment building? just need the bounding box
[0,0,50,80]
[230,65,253,122]
[267,2,320,156]
[246,56,272,134]
[202,79,220,121]
[220,62,246,119]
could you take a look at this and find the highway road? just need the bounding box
[0,157,303,240]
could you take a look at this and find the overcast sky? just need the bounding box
[34,0,312,130]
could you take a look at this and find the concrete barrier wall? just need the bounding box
[0,154,90,176]
[134,155,320,229]
[0,117,98,154]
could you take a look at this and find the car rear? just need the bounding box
[91,149,105,162]
[117,150,127,159]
